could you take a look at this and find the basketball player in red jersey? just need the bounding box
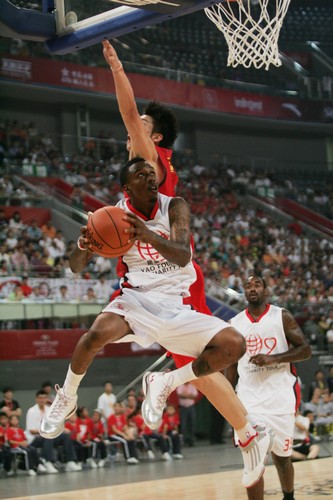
[102,42,274,486]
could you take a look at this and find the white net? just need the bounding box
[205,0,291,70]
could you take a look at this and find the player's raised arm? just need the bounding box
[102,40,159,176]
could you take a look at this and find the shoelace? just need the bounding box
[153,375,173,412]
[49,384,72,419]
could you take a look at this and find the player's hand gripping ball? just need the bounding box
[86,206,134,258]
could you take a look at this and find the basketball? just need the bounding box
[86,206,134,258]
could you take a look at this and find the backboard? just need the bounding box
[0,0,222,55]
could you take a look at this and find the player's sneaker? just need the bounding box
[39,384,77,439]
[239,429,275,488]
[142,371,174,430]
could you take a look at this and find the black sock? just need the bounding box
[283,491,295,500]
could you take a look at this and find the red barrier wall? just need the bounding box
[0,329,164,360]
[1,206,51,225]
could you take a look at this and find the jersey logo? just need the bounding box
[135,231,168,261]
[245,334,262,356]
[245,334,277,356]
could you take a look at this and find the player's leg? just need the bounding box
[246,477,264,500]
[271,453,295,500]
[40,312,130,439]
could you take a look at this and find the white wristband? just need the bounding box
[77,237,86,251]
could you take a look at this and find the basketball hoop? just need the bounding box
[204,0,291,70]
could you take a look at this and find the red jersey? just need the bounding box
[160,412,180,433]
[64,420,78,440]
[155,146,178,197]
[130,414,152,436]
[107,413,127,434]
[90,420,104,440]
[6,427,26,448]
[0,425,7,447]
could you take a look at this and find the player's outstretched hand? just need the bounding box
[102,40,123,71]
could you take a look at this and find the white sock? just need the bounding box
[236,422,257,445]
[166,362,197,391]
[63,365,85,397]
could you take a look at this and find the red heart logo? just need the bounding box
[264,337,277,355]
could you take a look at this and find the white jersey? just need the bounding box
[116,193,196,297]
[230,304,300,415]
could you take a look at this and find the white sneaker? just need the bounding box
[127,457,139,465]
[147,450,155,460]
[65,461,81,472]
[161,452,172,461]
[172,453,184,459]
[40,384,77,439]
[142,371,173,430]
[97,459,106,468]
[27,469,37,476]
[44,461,59,474]
[87,457,98,469]
[37,463,48,473]
[240,430,275,488]
[6,470,14,477]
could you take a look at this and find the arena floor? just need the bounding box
[1,440,333,500]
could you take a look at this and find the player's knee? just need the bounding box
[83,327,107,351]
[226,328,246,361]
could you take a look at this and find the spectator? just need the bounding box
[20,274,32,297]
[6,229,18,250]
[10,246,30,274]
[54,285,71,302]
[107,402,139,464]
[93,273,112,303]
[0,412,12,476]
[160,403,183,460]
[27,219,42,241]
[76,406,94,468]
[90,409,107,468]
[176,382,198,447]
[327,367,333,394]
[6,415,45,476]
[25,390,80,473]
[9,211,26,235]
[82,287,97,303]
[0,387,22,418]
[40,220,57,239]
[291,410,320,461]
[40,381,55,406]
[97,381,116,422]
[7,284,24,301]
[308,369,329,400]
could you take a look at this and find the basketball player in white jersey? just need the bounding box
[228,275,311,500]
[40,158,274,488]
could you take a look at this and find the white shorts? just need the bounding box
[102,288,228,358]
[236,413,295,457]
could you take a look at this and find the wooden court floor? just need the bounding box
[2,443,333,500]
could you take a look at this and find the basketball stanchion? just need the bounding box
[205,0,291,70]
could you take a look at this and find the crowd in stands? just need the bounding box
[0,381,185,477]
